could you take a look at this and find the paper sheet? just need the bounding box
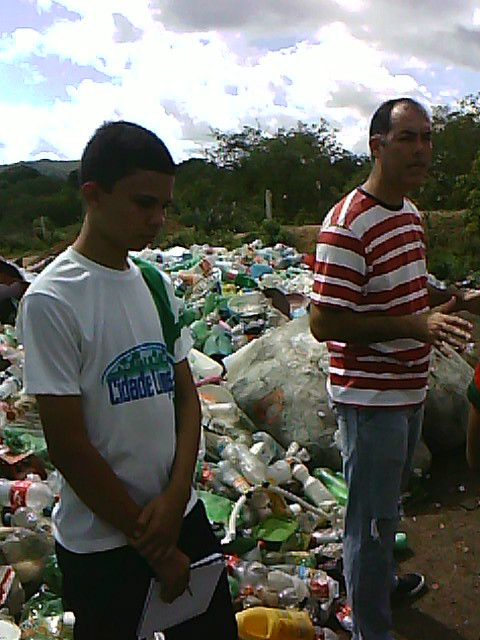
[137,553,224,638]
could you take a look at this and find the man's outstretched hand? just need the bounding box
[422,296,473,355]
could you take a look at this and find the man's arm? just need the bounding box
[467,405,480,472]
[36,395,142,538]
[309,297,472,349]
[132,358,201,560]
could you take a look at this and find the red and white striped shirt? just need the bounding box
[312,187,431,407]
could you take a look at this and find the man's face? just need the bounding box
[84,169,174,252]
[372,103,433,192]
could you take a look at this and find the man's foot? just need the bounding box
[391,573,426,601]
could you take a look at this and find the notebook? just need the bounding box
[137,553,225,639]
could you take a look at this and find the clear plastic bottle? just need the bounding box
[266,460,292,485]
[292,464,333,507]
[252,432,285,460]
[220,443,266,486]
[46,470,62,498]
[216,460,251,495]
[61,611,75,639]
[267,570,309,602]
[10,507,40,530]
[0,377,20,401]
[0,479,54,512]
[285,442,310,464]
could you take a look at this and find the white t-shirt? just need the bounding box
[17,247,196,553]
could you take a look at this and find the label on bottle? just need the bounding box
[10,480,32,511]
[232,477,250,494]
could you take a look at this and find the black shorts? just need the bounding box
[56,500,238,640]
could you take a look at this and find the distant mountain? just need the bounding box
[0,159,79,180]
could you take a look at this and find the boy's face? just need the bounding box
[83,169,174,252]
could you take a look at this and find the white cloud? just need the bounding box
[1,0,480,164]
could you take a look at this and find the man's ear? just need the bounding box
[81,181,102,209]
[369,134,385,160]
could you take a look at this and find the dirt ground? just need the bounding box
[333,446,480,640]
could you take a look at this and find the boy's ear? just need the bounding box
[81,182,102,209]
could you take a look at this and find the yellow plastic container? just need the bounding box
[236,607,315,640]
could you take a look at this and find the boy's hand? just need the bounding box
[130,489,185,561]
[150,547,191,603]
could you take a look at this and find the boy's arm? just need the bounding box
[133,359,201,561]
[37,392,191,603]
[36,394,143,538]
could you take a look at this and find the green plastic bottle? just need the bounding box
[313,468,348,506]
[190,320,211,349]
[235,273,257,290]
[203,326,233,358]
[394,532,409,551]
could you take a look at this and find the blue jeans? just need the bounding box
[334,404,424,640]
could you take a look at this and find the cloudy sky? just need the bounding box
[1,0,480,164]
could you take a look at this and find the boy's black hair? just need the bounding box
[369,98,430,139]
[79,121,176,192]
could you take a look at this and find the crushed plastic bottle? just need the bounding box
[0,479,54,513]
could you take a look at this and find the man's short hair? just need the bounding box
[369,98,430,139]
[80,121,176,192]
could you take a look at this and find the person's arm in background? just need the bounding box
[466,363,480,472]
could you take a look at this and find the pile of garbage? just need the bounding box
[0,238,472,639]
[192,373,415,640]
[133,241,313,360]
[0,316,357,639]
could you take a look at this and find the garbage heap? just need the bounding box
[0,239,426,640]
[133,241,314,360]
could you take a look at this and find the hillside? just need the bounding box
[0,159,79,180]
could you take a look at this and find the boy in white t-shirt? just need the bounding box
[17,121,238,640]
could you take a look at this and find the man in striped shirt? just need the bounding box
[310,98,474,640]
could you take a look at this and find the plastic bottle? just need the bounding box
[203,325,233,358]
[0,377,20,401]
[220,443,266,486]
[312,469,348,506]
[46,470,62,497]
[266,460,292,485]
[251,432,285,460]
[267,570,309,602]
[10,507,40,530]
[292,464,334,507]
[314,629,339,640]
[0,479,54,512]
[61,612,75,640]
[235,561,269,591]
[394,532,409,551]
[250,442,275,466]
[236,607,315,640]
[195,427,206,481]
[216,460,251,495]
[285,442,310,464]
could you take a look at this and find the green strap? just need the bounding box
[131,256,182,358]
